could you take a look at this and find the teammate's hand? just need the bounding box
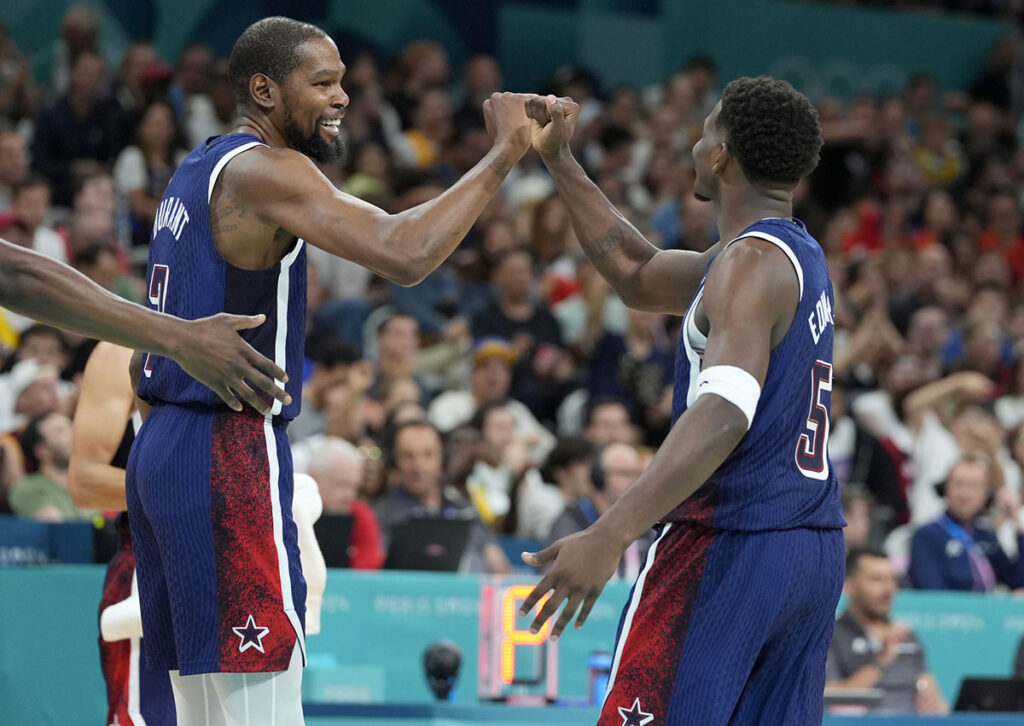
[482,92,533,159]
[525,95,580,158]
[173,313,292,416]
[518,528,623,640]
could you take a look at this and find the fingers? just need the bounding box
[232,379,274,417]
[225,313,267,331]
[575,590,601,630]
[212,385,244,412]
[525,95,551,124]
[529,588,566,635]
[518,574,554,617]
[550,591,584,641]
[244,348,291,399]
[547,94,565,126]
[521,543,559,568]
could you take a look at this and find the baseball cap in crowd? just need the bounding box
[473,337,517,367]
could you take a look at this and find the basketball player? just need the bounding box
[68,343,176,726]
[129,16,533,723]
[0,236,289,416]
[520,79,846,724]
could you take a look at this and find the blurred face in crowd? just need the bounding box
[599,443,644,502]
[0,132,28,187]
[481,405,516,451]
[377,315,419,367]
[944,458,991,522]
[71,52,105,102]
[463,55,502,99]
[394,424,443,503]
[906,306,949,357]
[988,194,1021,239]
[177,45,213,96]
[555,458,593,500]
[845,554,897,622]
[17,331,66,369]
[74,174,117,215]
[309,446,364,514]
[842,494,871,548]
[413,88,453,142]
[15,376,60,419]
[13,183,50,231]
[471,356,512,403]
[138,102,176,153]
[493,250,532,304]
[587,402,633,444]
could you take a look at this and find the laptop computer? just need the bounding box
[313,513,355,568]
[954,677,1024,712]
[384,517,473,572]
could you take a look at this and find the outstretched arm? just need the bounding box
[519,239,798,637]
[233,93,533,287]
[0,238,289,414]
[526,95,720,314]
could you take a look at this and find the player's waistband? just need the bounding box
[145,399,292,428]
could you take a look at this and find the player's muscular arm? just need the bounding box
[68,343,135,510]
[230,94,532,286]
[520,240,798,636]
[526,95,720,313]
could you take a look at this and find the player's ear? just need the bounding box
[249,73,276,111]
[712,142,730,175]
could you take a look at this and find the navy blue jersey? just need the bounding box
[667,218,845,531]
[137,133,305,419]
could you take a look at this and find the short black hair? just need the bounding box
[584,396,630,427]
[19,411,57,472]
[845,546,889,577]
[541,436,594,482]
[716,76,822,188]
[306,334,360,368]
[229,16,328,108]
[18,325,68,355]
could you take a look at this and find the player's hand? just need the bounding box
[525,95,580,158]
[482,92,533,159]
[174,313,291,416]
[519,528,623,640]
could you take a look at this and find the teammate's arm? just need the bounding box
[235,93,533,286]
[0,237,289,414]
[519,240,799,637]
[68,343,134,510]
[525,95,720,314]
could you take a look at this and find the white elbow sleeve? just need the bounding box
[695,365,761,429]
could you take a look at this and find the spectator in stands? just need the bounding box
[547,441,651,580]
[0,25,39,125]
[826,547,948,714]
[372,420,510,574]
[32,51,125,206]
[0,130,28,211]
[842,488,876,550]
[516,436,594,542]
[0,359,61,434]
[9,411,94,521]
[9,175,65,263]
[367,314,431,405]
[462,398,531,528]
[290,335,362,443]
[909,454,1024,591]
[113,99,187,247]
[584,397,637,445]
[306,437,384,570]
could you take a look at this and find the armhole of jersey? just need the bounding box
[207,141,265,202]
[726,231,804,300]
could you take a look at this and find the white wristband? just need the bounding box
[695,365,761,429]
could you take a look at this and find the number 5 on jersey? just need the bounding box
[796,360,832,480]
[142,264,170,378]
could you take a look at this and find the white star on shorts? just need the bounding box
[232,614,270,654]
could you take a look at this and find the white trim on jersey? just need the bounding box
[605,524,672,697]
[727,231,804,299]
[270,240,304,417]
[683,288,705,409]
[207,142,265,202]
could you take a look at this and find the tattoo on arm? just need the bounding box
[582,220,628,262]
[210,191,247,236]
[489,154,513,179]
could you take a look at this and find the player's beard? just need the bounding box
[283,107,344,163]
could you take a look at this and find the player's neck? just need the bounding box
[232,112,286,149]
[715,186,792,244]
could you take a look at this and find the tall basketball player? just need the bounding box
[128,16,533,724]
[520,79,846,725]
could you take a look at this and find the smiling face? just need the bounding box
[277,37,349,163]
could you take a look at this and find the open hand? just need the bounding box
[175,313,291,416]
[518,528,623,640]
[525,95,580,158]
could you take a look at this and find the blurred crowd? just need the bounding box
[0,6,1023,592]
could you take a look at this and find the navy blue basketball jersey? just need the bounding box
[667,218,845,531]
[137,134,305,419]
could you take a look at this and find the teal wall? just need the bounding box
[1,566,1022,724]
[3,1,1013,99]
